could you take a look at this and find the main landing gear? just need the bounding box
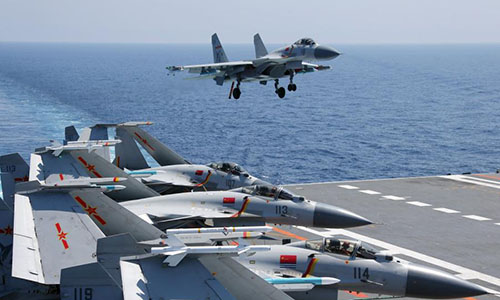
[274,79,286,99]
[229,80,242,99]
[287,73,297,92]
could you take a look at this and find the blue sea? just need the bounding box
[1,43,500,186]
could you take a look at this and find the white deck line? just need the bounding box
[359,190,381,195]
[382,195,406,201]
[441,175,500,190]
[463,215,492,221]
[338,185,359,190]
[295,226,500,296]
[433,207,460,214]
[406,201,432,207]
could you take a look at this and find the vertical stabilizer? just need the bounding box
[64,125,80,143]
[113,126,150,170]
[253,33,268,58]
[212,33,229,63]
[0,153,29,210]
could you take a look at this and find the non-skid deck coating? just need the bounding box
[265,173,500,300]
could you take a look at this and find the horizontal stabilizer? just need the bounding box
[60,262,123,299]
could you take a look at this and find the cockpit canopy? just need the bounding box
[305,238,379,260]
[294,38,316,46]
[208,162,249,176]
[240,185,303,201]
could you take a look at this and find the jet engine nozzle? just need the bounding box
[405,264,489,299]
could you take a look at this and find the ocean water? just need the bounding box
[1,42,500,185]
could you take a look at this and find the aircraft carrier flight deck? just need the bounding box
[262,173,500,300]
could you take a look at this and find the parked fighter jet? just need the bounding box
[9,144,373,229]
[65,122,274,194]
[237,238,489,299]
[167,33,340,99]
[7,177,297,300]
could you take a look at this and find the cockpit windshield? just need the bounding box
[240,185,298,201]
[294,38,316,46]
[208,162,248,176]
[305,238,378,259]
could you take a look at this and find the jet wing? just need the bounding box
[138,171,199,188]
[12,192,104,284]
[168,61,253,74]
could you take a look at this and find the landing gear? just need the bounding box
[274,79,286,99]
[230,80,242,99]
[287,73,297,92]
[233,87,241,99]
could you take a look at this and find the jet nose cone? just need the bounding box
[406,264,489,299]
[313,202,372,228]
[314,46,340,60]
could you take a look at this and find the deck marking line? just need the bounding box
[382,195,406,201]
[406,201,432,207]
[441,175,500,190]
[463,215,492,221]
[338,184,359,190]
[495,223,500,226]
[359,190,381,195]
[271,226,308,241]
[433,207,460,214]
[294,226,500,295]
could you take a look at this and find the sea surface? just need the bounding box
[1,42,500,186]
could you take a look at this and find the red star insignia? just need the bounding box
[86,165,95,172]
[57,231,68,240]
[85,206,97,216]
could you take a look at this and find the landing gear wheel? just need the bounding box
[288,84,293,91]
[292,84,297,91]
[277,87,286,98]
[233,87,241,99]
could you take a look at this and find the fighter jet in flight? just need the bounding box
[167,33,340,99]
[236,237,490,299]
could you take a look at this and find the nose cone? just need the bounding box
[406,264,489,299]
[313,202,372,228]
[314,45,340,60]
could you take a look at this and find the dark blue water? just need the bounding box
[1,42,500,186]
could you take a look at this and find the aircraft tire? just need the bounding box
[233,88,241,99]
[277,87,286,98]
[288,84,293,91]
[292,84,297,91]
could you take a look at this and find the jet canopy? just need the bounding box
[294,38,316,46]
[239,185,304,201]
[305,238,380,260]
[208,162,249,176]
